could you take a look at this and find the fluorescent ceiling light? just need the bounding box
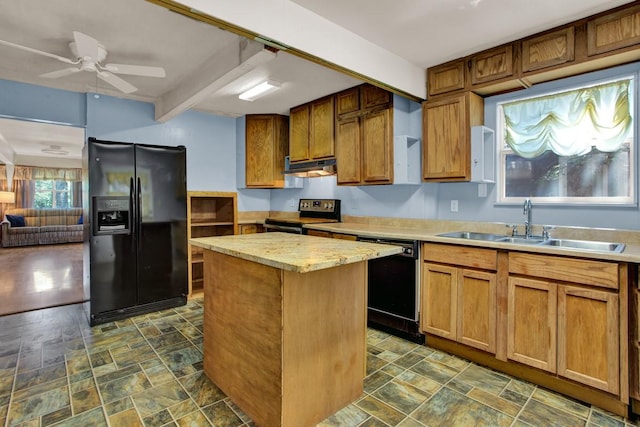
[239,80,281,102]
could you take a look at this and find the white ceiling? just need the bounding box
[0,0,633,163]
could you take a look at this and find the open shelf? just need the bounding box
[187,191,238,298]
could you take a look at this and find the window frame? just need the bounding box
[493,67,637,207]
[33,179,73,209]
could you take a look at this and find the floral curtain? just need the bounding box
[502,78,633,158]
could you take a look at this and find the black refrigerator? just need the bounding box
[83,137,188,326]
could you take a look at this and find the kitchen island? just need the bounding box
[189,232,402,427]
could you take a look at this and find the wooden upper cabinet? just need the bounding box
[289,96,334,162]
[245,114,288,188]
[335,116,361,185]
[427,59,466,97]
[289,104,310,162]
[362,109,392,184]
[587,3,640,56]
[469,44,515,86]
[309,96,335,159]
[335,84,394,186]
[522,27,575,73]
[423,92,484,181]
[336,87,360,117]
[361,84,392,110]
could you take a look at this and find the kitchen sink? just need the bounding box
[437,231,507,241]
[437,231,626,253]
[500,236,546,245]
[539,239,625,253]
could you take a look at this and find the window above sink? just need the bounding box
[491,64,636,207]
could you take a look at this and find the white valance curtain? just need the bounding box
[502,78,633,158]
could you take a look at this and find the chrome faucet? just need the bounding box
[523,198,533,238]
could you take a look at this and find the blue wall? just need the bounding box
[86,94,238,192]
[0,79,85,126]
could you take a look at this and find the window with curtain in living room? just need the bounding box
[12,166,82,208]
[496,74,635,205]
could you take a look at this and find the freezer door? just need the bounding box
[88,140,137,315]
[134,144,188,304]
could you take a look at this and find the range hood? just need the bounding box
[282,157,336,177]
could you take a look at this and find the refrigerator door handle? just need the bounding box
[137,176,142,250]
[129,177,136,250]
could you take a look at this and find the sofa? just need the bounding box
[1,208,84,247]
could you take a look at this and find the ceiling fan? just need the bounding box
[0,31,166,94]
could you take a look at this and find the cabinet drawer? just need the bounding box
[423,243,497,270]
[587,4,640,56]
[509,253,618,289]
[522,27,575,73]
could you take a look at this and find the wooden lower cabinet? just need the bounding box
[507,276,557,372]
[422,264,457,340]
[422,244,629,415]
[238,224,264,234]
[422,264,496,353]
[457,269,497,353]
[558,285,619,394]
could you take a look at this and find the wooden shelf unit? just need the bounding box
[187,191,238,297]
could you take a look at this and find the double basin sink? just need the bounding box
[438,231,626,253]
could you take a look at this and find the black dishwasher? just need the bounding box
[357,237,424,344]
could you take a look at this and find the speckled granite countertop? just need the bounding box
[303,221,640,263]
[189,232,402,273]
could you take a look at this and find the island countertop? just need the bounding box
[189,231,403,273]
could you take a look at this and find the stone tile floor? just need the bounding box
[0,298,638,427]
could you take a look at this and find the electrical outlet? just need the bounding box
[288,199,296,208]
[450,200,459,212]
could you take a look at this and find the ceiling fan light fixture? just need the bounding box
[41,145,69,155]
[239,80,281,102]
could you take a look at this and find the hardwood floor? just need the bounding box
[0,243,84,316]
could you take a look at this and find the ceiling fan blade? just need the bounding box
[72,31,99,59]
[0,39,77,65]
[97,70,137,94]
[40,68,82,78]
[103,63,166,78]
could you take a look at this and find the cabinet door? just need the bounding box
[361,84,391,110]
[557,285,619,394]
[245,115,287,188]
[457,269,497,354]
[587,4,640,56]
[469,44,515,86]
[336,87,360,117]
[427,60,466,97]
[335,117,361,185]
[507,277,557,373]
[423,93,483,181]
[522,27,575,73]
[310,96,335,159]
[362,109,392,184]
[422,263,458,340]
[289,104,310,162]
